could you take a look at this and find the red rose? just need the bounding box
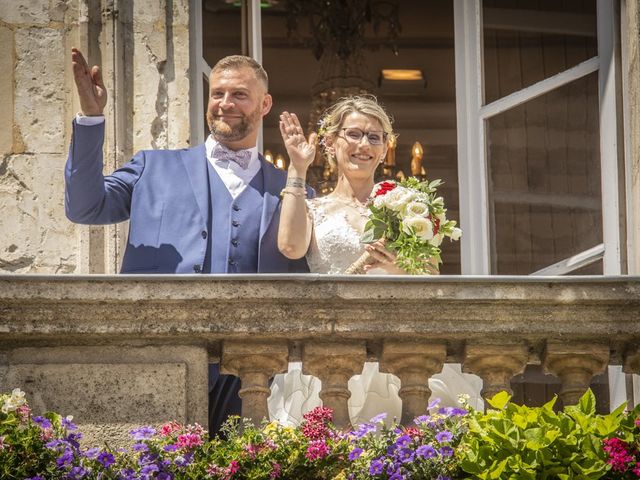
[375,181,396,197]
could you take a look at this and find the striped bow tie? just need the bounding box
[213,143,252,170]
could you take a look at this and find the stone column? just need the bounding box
[221,341,288,425]
[380,341,446,424]
[303,342,366,429]
[624,347,640,375]
[463,343,528,401]
[543,343,609,405]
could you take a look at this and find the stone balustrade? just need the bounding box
[1,275,639,436]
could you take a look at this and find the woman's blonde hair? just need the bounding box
[318,95,396,165]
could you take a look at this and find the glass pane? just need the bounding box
[487,73,602,275]
[483,0,597,103]
[262,0,460,273]
[202,0,244,66]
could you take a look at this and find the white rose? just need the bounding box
[450,227,462,241]
[382,187,415,211]
[402,216,434,241]
[404,201,430,218]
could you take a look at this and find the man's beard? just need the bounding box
[207,106,262,142]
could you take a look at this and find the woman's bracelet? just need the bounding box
[280,188,307,199]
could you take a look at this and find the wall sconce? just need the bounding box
[275,154,286,170]
[264,150,274,164]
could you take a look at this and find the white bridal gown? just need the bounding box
[268,197,483,426]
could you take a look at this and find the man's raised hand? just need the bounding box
[71,48,107,116]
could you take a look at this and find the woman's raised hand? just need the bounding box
[279,112,317,172]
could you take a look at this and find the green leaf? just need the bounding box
[486,391,512,410]
[577,389,596,416]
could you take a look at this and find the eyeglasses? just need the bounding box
[339,128,388,146]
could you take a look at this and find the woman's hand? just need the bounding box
[279,112,317,172]
[363,240,407,275]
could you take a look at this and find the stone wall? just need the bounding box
[624,0,640,274]
[0,0,192,275]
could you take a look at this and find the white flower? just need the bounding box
[437,212,447,223]
[380,187,415,211]
[402,216,434,241]
[1,388,26,413]
[404,201,430,218]
[450,227,462,241]
[430,233,444,247]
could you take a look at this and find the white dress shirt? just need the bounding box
[74,114,260,199]
[205,135,260,199]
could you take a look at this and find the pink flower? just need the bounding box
[0,436,5,451]
[305,439,330,461]
[302,407,333,440]
[16,404,31,422]
[159,421,182,436]
[269,462,281,479]
[175,433,203,449]
[225,460,240,478]
[603,438,634,472]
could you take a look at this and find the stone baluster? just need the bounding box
[221,341,288,425]
[463,343,529,401]
[624,347,640,375]
[380,341,446,424]
[543,342,609,405]
[303,342,366,429]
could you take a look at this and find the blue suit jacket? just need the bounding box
[65,120,312,273]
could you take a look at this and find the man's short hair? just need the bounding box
[211,55,269,90]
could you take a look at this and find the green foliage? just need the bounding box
[458,390,625,480]
[0,390,63,479]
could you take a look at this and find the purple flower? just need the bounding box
[174,453,193,467]
[163,443,179,452]
[118,468,136,480]
[98,451,115,468]
[56,448,74,467]
[348,447,363,460]
[449,407,468,416]
[396,447,415,463]
[436,476,452,480]
[157,473,173,480]
[130,426,157,440]
[33,416,52,429]
[389,472,405,480]
[370,412,387,424]
[141,463,160,475]
[416,444,437,459]
[67,466,87,479]
[133,442,150,452]
[25,477,45,480]
[395,434,412,447]
[435,431,453,443]
[440,446,454,457]
[62,416,78,430]
[428,398,441,409]
[413,415,430,425]
[369,458,385,475]
[83,447,100,459]
[353,423,377,438]
[45,439,66,450]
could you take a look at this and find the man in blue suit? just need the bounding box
[66,48,312,433]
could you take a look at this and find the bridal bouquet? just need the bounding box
[346,177,461,275]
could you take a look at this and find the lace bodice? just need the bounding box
[305,196,368,274]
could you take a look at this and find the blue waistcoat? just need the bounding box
[203,162,264,273]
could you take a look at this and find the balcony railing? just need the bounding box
[1,275,639,433]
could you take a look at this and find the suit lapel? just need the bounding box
[179,145,208,224]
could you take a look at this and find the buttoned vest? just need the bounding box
[203,161,264,273]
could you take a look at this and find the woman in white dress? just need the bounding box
[269,96,482,426]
